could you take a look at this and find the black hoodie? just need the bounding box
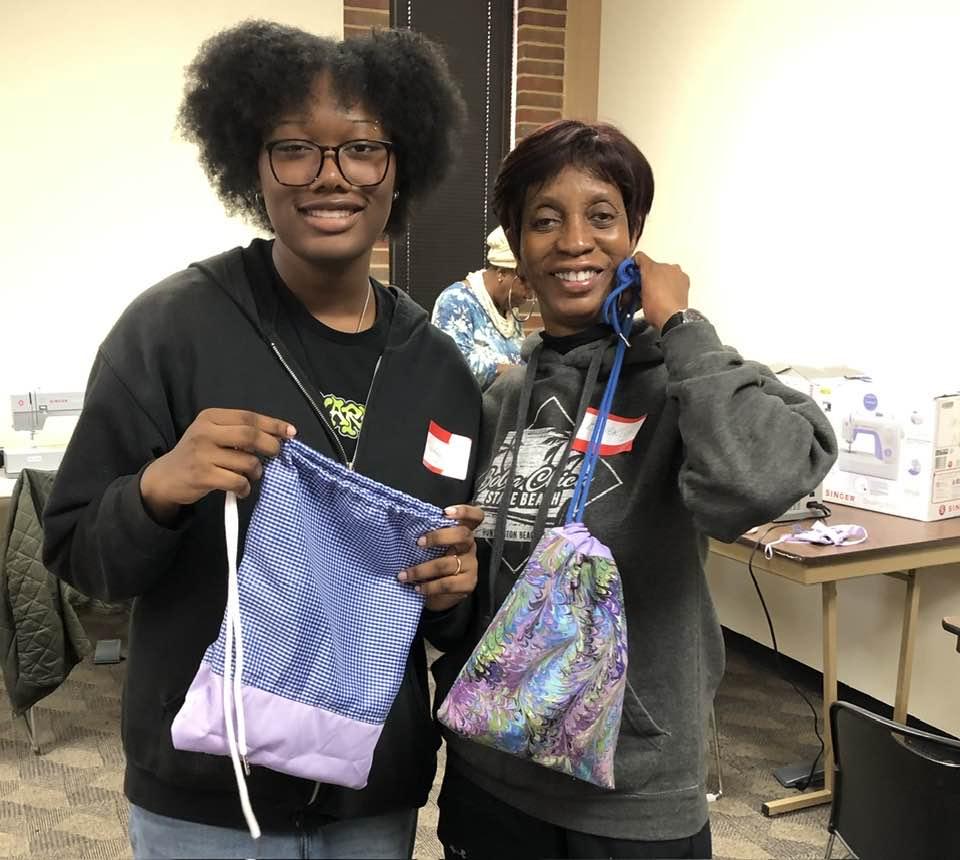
[42,242,481,830]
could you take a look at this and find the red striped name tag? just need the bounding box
[572,408,646,456]
[423,421,472,481]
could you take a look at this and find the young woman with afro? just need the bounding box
[42,20,484,860]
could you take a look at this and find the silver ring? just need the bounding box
[453,555,462,575]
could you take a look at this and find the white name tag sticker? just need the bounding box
[423,421,472,481]
[572,408,646,456]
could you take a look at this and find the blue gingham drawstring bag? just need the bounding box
[171,438,455,838]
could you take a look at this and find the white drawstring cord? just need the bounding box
[232,542,250,773]
[223,491,261,839]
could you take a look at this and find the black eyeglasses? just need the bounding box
[265,139,394,188]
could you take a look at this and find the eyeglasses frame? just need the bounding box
[264,138,395,188]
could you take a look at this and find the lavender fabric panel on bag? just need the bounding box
[171,663,381,788]
[438,523,627,788]
[172,438,454,781]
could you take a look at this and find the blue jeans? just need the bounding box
[128,804,418,859]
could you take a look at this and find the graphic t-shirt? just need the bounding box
[473,329,651,601]
[243,240,395,465]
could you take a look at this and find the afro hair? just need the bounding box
[178,20,466,235]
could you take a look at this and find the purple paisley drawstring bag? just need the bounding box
[438,260,639,789]
[171,438,454,837]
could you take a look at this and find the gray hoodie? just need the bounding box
[432,316,837,841]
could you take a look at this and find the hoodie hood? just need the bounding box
[534,319,665,374]
[189,239,431,354]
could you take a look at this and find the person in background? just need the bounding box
[432,119,838,859]
[42,21,484,860]
[432,226,534,389]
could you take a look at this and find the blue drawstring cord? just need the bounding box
[604,256,641,344]
[566,258,642,525]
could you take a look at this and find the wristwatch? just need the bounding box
[659,308,706,337]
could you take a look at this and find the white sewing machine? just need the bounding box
[4,391,84,476]
[839,412,901,480]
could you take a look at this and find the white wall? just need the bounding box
[600,0,960,734]
[0,0,343,446]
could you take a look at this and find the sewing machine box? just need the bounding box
[772,364,857,410]
[821,377,960,521]
[770,365,859,520]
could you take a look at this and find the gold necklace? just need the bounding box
[355,282,372,334]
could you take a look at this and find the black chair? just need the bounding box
[825,700,960,859]
[945,616,960,653]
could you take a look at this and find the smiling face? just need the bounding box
[518,165,637,337]
[257,72,396,271]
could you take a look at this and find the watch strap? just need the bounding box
[659,310,686,338]
[660,308,705,337]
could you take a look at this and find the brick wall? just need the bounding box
[345,0,392,285]
[515,0,566,141]
[344,0,390,40]
[516,1,566,332]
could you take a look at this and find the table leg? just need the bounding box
[821,580,838,793]
[893,570,920,725]
[762,581,837,816]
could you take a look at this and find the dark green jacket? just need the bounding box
[0,469,89,715]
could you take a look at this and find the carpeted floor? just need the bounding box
[0,611,846,859]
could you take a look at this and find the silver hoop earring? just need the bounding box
[509,278,536,324]
[512,302,535,324]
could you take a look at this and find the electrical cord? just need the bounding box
[746,500,832,792]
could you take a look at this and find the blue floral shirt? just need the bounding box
[432,277,524,390]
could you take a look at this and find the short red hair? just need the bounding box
[492,120,654,255]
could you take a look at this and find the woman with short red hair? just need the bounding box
[432,119,837,860]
